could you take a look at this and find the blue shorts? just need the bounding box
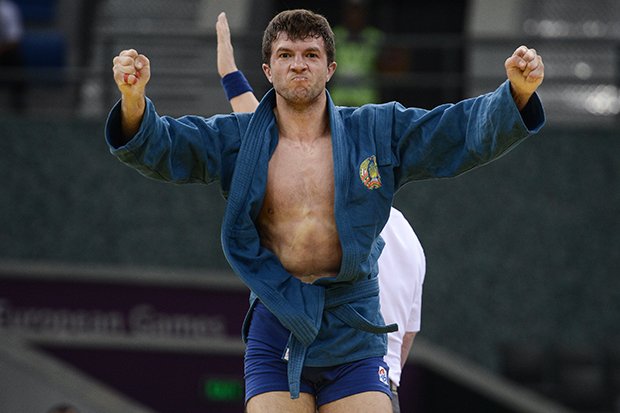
[244,301,392,407]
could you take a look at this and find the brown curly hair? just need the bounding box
[262,9,336,66]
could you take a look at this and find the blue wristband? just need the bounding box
[221,70,253,100]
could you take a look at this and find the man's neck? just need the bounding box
[274,91,330,142]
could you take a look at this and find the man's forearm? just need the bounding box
[400,332,416,368]
[112,49,151,142]
[510,84,533,112]
[221,71,259,113]
[120,96,146,141]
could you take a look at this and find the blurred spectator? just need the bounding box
[329,0,383,105]
[0,0,25,112]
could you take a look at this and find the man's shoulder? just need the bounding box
[198,111,252,134]
[334,101,396,119]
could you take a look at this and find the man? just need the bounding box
[215,12,423,413]
[107,9,544,413]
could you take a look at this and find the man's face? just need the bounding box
[262,32,337,106]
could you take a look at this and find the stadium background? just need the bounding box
[1,0,619,412]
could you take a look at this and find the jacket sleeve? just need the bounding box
[391,80,545,187]
[104,97,247,186]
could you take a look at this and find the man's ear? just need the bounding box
[326,61,337,82]
[262,63,273,84]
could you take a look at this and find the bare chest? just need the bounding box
[256,135,341,279]
[265,138,335,208]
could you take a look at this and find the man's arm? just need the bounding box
[400,332,416,369]
[216,12,259,112]
[111,48,151,140]
[504,45,544,111]
[106,44,244,185]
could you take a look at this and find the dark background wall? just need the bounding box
[1,116,619,371]
[0,116,228,269]
[393,126,620,369]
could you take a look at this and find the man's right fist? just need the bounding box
[112,49,150,95]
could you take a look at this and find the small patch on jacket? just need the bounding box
[359,155,382,190]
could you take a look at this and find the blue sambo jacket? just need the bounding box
[105,80,545,397]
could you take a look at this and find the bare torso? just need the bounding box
[256,131,342,283]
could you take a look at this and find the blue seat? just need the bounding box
[15,0,57,24]
[20,31,66,68]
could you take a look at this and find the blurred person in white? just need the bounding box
[215,13,425,412]
[0,0,25,112]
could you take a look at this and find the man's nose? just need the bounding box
[290,55,307,70]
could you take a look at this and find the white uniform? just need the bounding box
[378,207,426,386]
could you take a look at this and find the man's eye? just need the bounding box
[307,53,318,58]
[280,53,290,58]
